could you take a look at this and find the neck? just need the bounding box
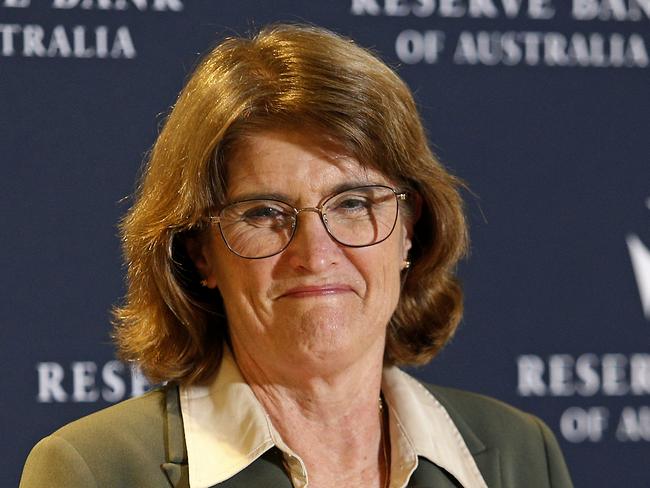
[231,342,388,487]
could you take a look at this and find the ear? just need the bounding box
[401,191,422,259]
[184,232,219,289]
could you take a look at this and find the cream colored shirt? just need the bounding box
[179,348,488,488]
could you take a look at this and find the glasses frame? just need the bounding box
[209,184,408,259]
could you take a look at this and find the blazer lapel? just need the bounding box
[407,456,464,487]
[472,448,501,488]
[162,385,190,488]
[211,448,293,488]
[441,405,501,488]
[445,414,502,487]
[407,451,501,488]
[160,385,291,488]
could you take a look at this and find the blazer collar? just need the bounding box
[161,384,190,488]
[382,369,489,488]
[427,386,502,487]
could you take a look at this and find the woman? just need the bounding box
[21,24,573,487]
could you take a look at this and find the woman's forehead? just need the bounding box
[223,130,391,200]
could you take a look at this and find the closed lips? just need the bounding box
[278,284,354,298]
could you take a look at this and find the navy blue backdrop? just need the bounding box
[2,1,649,486]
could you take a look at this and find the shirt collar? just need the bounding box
[180,349,487,488]
[180,347,276,487]
[382,367,488,488]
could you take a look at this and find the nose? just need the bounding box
[284,209,341,272]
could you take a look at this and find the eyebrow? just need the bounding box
[227,180,388,204]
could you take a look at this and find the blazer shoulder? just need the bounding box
[427,384,541,434]
[20,386,177,488]
[423,383,573,487]
[50,385,169,442]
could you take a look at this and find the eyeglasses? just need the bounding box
[210,184,407,259]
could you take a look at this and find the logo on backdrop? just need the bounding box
[0,0,185,59]
[626,197,650,320]
[517,353,650,442]
[515,198,650,444]
[350,0,650,68]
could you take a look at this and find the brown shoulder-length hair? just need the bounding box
[114,23,468,384]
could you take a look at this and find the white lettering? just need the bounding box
[111,25,136,58]
[631,354,650,395]
[521,31,543,64]
[517,353,650,397]
[130,364,149,396]
[37,362,68,402]
[544,32,569,66]
[2,0,30,6]
[454,31,479,64]
[350,0,381,14]
[604,0,632,19]
[113,0,148,10]
[152,0,183,10]
[575,353,601,395]
[567,33,591,67]
[36,360,150,403]
[47,25,72,57]
[476,31,501,64]
[631,0,650,19]
[501,0,523,16]
[22,24,46,56]
[560,406,609,442]
[628,34,649,66]
[95,25,108,57]
[603,354,630,395]
[73,25,95,57]
[395,29,445,64]
[440,0,466,16]
[72,361,100,401]
[469,0,499,17]
[573,0,650,20]
[616,406,650,441]
[625,234,650,320]
[0,24,137,59]
[413,0,436,16]
[549,354,575,395]
[51,0,79,7]
[517,355,547,395]
[501,31,523,65]
[450,31,649,68]
[0,24,20,55]
[52,0,182,9]
[529,0,555,18]
[385,0,410,15]
[102,360,127,402]
[573,0,599,18]
[348,0,650,19]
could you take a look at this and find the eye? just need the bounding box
[243,205,282,219]
[239,202,293,228]
[335,196,371,212]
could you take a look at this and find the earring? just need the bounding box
[200,279,208,287]
[402,260,411,270]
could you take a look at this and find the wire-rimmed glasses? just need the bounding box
[210,184,407,259]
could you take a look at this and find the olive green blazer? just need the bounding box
[20,383,573,487]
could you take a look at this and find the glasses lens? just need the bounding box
[219,200,295,258]
[323,186,398,247]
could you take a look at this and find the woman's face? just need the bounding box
[193,129,413,377]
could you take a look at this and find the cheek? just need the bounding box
[210,250,275,318]
[357,239,404,302]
